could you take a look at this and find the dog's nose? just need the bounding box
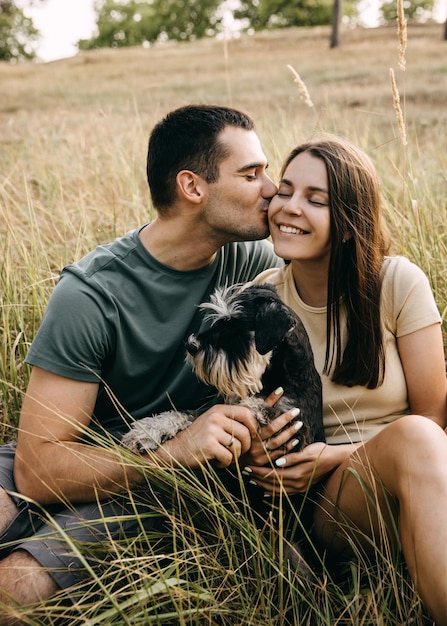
[185,334,199,356]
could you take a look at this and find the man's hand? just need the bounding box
[154,404,258,468]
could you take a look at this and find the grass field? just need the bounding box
[0,21,446,624]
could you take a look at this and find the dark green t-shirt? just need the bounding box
[25,227,282,437]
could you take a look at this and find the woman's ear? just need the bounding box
[176,170,207,204]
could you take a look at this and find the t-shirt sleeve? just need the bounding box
[25,271,115,382]
[25,240,281,383]
[383,257,441,337]
[232,240,283,283]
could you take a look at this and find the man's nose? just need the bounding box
[262,174,278,199]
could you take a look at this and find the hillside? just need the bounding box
[1,23,445,147]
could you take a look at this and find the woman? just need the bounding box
[245,135,447,624]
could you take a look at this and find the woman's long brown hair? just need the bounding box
[282,136,390,388]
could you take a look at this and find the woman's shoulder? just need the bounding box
[381,256,440,330]
[382,255,430,288]
[252,265,290,287]
[383,254,417,271]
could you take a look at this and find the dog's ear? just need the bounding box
[254,301,296,354]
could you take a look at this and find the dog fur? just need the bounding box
[121,283,324,453]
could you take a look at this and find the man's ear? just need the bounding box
[176,170,207,204]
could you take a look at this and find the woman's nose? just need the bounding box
[283,197,303,215]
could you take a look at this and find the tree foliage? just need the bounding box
[78,0,442,53]
[234,0,333,31]
[0,0,39,61]
[79,0,223,50]
[379,0,435,23]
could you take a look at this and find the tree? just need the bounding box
[0,0,39,61]
[234,0,333,31]
[330,0,341,47]
[79,0,223,50]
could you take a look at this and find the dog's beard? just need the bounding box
[187,344,271,400]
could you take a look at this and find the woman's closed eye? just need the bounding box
[308,192,329,207]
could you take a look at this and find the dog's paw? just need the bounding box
[121,412,192,453]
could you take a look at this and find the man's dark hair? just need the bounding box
[147,104,255,212]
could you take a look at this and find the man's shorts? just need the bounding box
[0,444,167,590]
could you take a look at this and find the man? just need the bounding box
[0,104,283,614]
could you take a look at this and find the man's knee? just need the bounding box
[0,550,59,609]
[0,489,20,537]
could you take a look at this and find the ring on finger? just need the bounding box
[227,436,235,448]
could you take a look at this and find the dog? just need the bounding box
[122,283,325,578]
[122,283,324,454]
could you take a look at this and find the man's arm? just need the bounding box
[14,367,260,505]
[14,367,148,505]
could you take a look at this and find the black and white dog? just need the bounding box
[122,283,324,453]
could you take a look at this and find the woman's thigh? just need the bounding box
[313,414,447,558]
[313,433,400,558]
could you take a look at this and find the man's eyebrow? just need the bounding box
[236,161,268,173]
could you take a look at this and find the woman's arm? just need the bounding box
[247,323,447,494]
[397,323,447,428]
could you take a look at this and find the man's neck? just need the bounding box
[139,219,221,271]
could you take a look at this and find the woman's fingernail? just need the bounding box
[291,408,301,418]
[249,480,258,486]
[275,457,286,467]
[242,467,252,475]
[290,439,300,448]
[294,420,303,431]
[274,386,284,395]
[263,493,272,499]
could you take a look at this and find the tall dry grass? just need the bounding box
[0,21,446,624]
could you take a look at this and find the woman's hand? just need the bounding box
[246,442,358,494]
[240,406,304,467]
[237,386,303,467]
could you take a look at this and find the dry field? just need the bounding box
[0,21,446,625]
[0,20,446,414]
[1,22,446,426]
[1,22,446,161]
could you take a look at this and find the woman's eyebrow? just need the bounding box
[280,178,328,194]
[308,185,329,193]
